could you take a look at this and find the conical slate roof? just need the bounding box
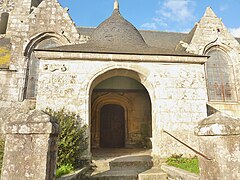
[38,2,199,56]
[88,9,148,49]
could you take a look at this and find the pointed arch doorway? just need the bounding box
[91,73,152,149]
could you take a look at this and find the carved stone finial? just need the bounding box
[114,0,119,10]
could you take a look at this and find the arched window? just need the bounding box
[206,49,237,102]
[25,38,61,99]
[0,13,9,34]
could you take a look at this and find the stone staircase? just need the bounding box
[83,148,168,180]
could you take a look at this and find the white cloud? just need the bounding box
[141,17,168,30]
[141,23,157,30]
[152,17,168,28]
[141,0,196,31]
[229,27,240,38]
[219,5,228,12]
[158,0,196,22]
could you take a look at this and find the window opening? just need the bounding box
[206,49,237,102]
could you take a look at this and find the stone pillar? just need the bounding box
[195,112,240,180]
[0,109,59,180]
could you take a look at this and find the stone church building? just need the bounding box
[0,0,240,158]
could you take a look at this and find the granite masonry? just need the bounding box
[0,0,240,178]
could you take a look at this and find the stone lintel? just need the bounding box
[34,51,207,64]
[195,112,240,136]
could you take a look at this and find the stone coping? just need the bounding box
[161,164,199,180]
[0,108,59,135]
[195,112,240,136]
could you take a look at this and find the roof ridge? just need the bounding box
[139,29,187,34]
[77,26,96,29]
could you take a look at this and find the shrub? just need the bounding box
[166,155,199,174]
[46,109,88,169]
[56,164,74,178]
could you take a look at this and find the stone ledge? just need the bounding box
[161,164,199,180]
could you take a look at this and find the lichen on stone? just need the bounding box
[0,47,10,68]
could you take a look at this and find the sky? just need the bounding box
[58,0,240,37]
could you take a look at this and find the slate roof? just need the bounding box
[77,25,198,51]
[140,30,187,50]
[38,41,190,56]
[88,9,148,49]
[0,37,11,68]
[42,9,196,56]
[44,31,194,56]
[77,27,94,36]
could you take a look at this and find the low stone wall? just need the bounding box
[162,164,199,180]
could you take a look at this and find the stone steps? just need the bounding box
[138,168,168,180]
[109,155,153,173]
[84,154,168,180]
[87,170,138,180]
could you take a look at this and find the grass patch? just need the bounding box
[166,155,199,174]
[56,164,74,178]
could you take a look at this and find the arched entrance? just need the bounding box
[90,74,152,149]
[100,104,125,148]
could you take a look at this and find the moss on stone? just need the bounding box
[0,47,10,68]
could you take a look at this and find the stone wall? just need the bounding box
[0,69,37,110]
[0,0,80,109]
[7,0,79,68]
[0,70,19,103]
[35,53,208,157]
[0,67,38,109]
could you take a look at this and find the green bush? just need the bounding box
[166,155,199,174]
[56,164,74,178]
[46,109,88,170]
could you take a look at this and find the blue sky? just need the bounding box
[58,0,240,37]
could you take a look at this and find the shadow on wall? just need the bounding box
[0,136,4,177]
[0,13,9,34]
[206,104,219,116]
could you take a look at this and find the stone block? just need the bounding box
[0,108,59,180]
[195,112,240,179]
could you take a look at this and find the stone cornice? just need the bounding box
[34,51,207,64]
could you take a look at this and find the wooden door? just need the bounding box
[100,104,125,148]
